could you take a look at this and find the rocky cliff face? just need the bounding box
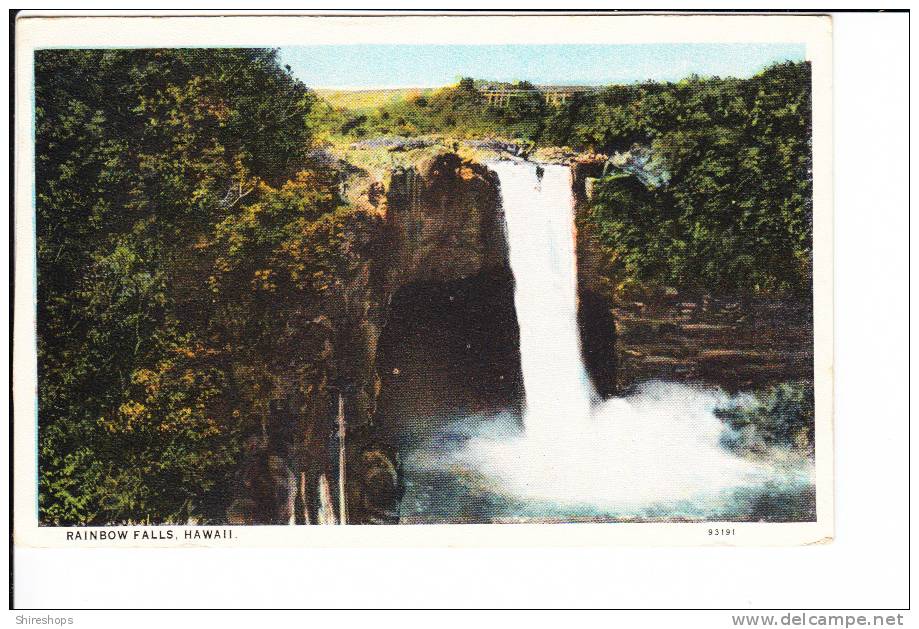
[383,152,507,289]
[571,155,618,397]
[230,151,617,524]
[375,152,522,438]
[571,155,608,296]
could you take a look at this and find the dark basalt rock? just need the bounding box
[578,287,618,398]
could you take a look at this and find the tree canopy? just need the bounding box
[582,62,813,295]
[337,62,812,294]
[36,49,336,524]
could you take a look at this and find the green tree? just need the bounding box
[36,48,318,524]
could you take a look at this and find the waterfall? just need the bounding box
[416,159,814,517]
[489,160,594,439]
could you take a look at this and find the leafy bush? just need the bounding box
[715,383,815,455]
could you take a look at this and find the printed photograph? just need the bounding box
[34,39,818,527]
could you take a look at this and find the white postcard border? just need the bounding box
[13,12,835,548]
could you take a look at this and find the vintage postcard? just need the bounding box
[13,12,834,547]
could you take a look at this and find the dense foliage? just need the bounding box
[583,63,813,296]
[324,79,548,142]
[35,49,354,524]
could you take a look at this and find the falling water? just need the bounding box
[489,161,594,438]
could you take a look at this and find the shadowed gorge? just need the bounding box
[375,268,524,445]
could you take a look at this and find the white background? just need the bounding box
[5,4,913,622]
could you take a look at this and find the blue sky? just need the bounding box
[278,43,805,88]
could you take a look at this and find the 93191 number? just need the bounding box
[708,528,735,536]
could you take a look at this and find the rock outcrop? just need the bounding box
[230,150,618,524]
[375,151,521,436]
[383,152,506,289]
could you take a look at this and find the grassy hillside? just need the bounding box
[316,87,436,112]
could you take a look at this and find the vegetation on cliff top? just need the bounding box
[325,62,813,296]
